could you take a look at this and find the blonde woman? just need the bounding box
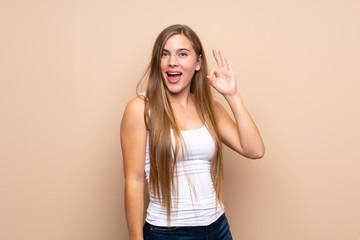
[121,24,265,240]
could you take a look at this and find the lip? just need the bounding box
[166,71,182,84]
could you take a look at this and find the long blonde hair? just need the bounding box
[137,24,223,222]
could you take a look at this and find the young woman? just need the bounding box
[121,24,265,240]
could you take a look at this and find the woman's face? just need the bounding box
[160,34,201,95]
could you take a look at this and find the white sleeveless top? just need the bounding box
[144,125,224,227]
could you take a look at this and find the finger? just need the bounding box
[208,68,216,79]
[206,75,214,86]
[225,56,232,71]
[212,49,223,68]
[207,69,216,85]
[218,50,227,69]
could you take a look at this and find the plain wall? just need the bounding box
[1,0,359,239]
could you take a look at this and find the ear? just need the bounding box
[195,54,202,71]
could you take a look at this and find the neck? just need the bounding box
[166,90,193,109]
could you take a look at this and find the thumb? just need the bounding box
[207,69,216,86]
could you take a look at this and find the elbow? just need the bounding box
[247,147,265,160]
[250,152,264,159]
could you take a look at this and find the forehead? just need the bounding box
[163,34,194,51]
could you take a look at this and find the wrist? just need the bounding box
[224,91,240,101]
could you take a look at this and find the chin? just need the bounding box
[165,87,181,95]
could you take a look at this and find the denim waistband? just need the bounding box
[143,213,233,240]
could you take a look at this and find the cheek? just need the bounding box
[160,60,167,71]
[182,60,198,71]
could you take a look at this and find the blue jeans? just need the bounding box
[143,214,233,240]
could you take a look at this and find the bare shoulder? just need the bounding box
[213,100,225,111]
[121,95,147,178]
[121,95,146,131]
[213,100,228,121]
[125,95,146,114]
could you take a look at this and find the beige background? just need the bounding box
[1,0,359,239]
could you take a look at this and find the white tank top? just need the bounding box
[144,125,224,227]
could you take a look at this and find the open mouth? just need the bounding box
[167,72,182,77]
[166,72,182,83]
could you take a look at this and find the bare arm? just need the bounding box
[120,96,147,240]
[208,50,265,159]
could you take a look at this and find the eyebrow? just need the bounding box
[162,48,191,53]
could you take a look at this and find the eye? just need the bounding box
[161,52,168,57]
[179,52,187,57]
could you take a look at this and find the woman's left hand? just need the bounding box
[207,49,238,97]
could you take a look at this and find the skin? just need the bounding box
[121,96,146,240]
[207,49,265,158]
[160,34,203,130]
[161,34,201,96]
[121,34,265,240]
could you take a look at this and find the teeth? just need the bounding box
[168,72,181,76]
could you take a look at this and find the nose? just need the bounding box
[169,55,178,67]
